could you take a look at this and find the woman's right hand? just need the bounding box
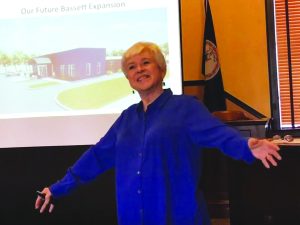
[35,187,55,213]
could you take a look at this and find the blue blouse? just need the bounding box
[50,89,255,225]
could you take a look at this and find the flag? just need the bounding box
[202,0,226,112]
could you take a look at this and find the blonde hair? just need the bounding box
[121,42,167,76]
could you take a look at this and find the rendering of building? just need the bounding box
[29,48,106,81]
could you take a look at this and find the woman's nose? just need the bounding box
[136,64,144,72]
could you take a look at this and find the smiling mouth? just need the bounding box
[137,74,150,82]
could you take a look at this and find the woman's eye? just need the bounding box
[143,61,150,65]
[128,65,135,70]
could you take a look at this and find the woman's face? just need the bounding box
[124,51,165,95]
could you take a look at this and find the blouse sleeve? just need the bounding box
[50,111,125,198]
[185,97,255,164]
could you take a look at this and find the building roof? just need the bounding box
[31,57,52,64]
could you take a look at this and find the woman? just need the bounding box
[35,42,281,225]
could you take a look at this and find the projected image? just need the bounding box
[0,7,170,117]
[0,0,182,148]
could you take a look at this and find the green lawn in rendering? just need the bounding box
[57,77,132,109]
[29,81,61,89]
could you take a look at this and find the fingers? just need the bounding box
[49,203,55,213]
[261,155,277,169]
[40,197,50,213]
[250,139,282,168]
[39,195,55,213]
[265,143,282,164]
[38,202,54,213]
[266,154,278,167]
[35,196,43,210]
[261,158,270,169]
[269,142,280,151]
[40,200,54,213]
[262,139,280,151]
[35,188,55,213]
[271,150,282,161]
[262,152,281,169]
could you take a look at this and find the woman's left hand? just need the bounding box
[248,138,281,168]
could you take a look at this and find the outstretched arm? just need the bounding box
[248,138,281,168]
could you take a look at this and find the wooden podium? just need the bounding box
[202,115,269,222]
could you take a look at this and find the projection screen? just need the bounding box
[0,0,183,148]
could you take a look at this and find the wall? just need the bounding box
[1,146,117,225]
[181,0,271,117]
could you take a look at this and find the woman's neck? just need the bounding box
[140,88,164,111]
